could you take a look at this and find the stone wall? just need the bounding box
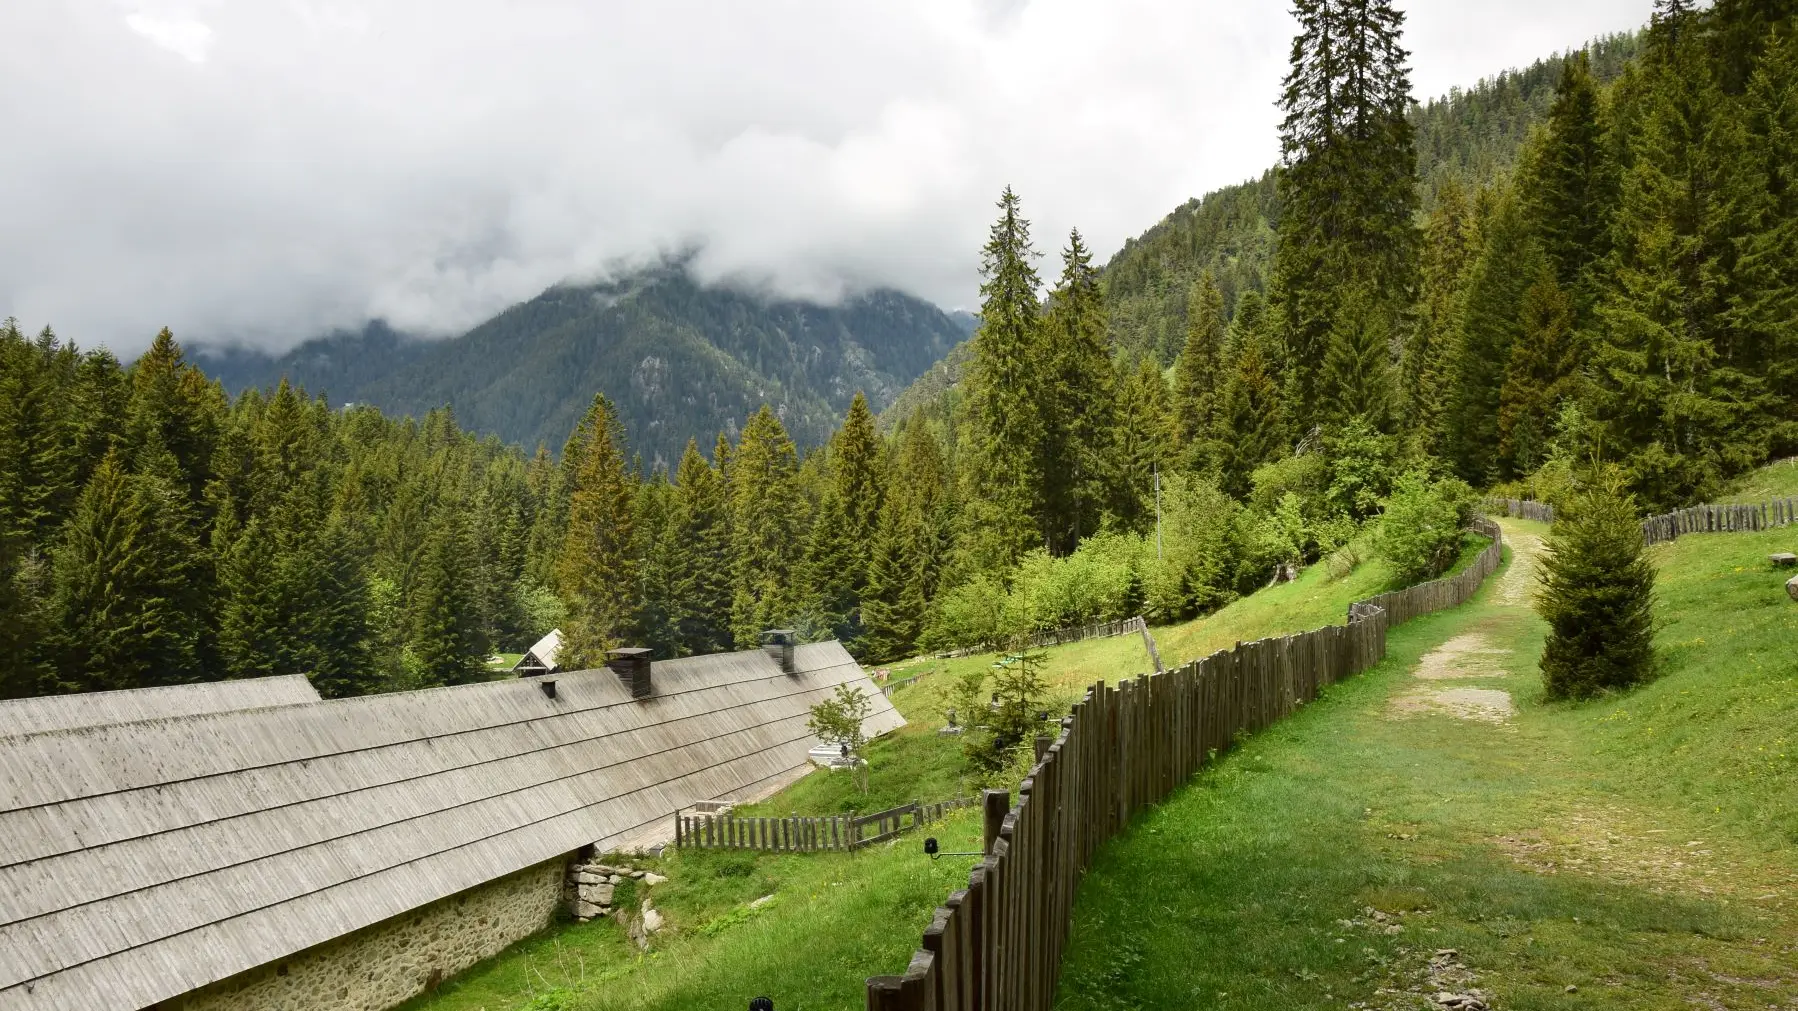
[163,856,569,1011]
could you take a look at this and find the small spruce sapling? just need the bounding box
[1537,471,1656,699]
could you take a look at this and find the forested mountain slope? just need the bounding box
[1101,32,1642,364]
[195,266,973,465]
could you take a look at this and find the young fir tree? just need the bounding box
[672,438,733,655]
[1537,472,1656,699]
[729,405,807,647]
[1271,0,1418,430]
[959,186,1048,574]
[1040,229,1117,554]
[1172,271,1226,471]
[1497,268,1579,478]
[833,392,884,563]
[46,450,208,692]
[1403,181,1480,453]
[126,328,222,510]
[555,394,638,668]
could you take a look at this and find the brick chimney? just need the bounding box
[606,647,653,699]
[760,629,796,674]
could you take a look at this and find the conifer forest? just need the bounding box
[3,0,1796,700]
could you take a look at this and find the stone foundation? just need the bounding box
[163,856,568,1011]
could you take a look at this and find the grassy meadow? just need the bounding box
[1056,518,1798,1010]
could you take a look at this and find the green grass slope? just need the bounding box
[1057,519,1798,1010]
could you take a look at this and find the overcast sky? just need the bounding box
[0,0,1656,354]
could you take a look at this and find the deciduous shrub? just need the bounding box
[1373,472,1474,584]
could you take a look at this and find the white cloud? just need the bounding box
[0,0,1656,354]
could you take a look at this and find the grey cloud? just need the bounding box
[0,0,1655,355]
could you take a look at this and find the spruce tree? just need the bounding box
[1590,15,1746,506]
[1212,298,1289,500]
[1172,271,1226,470]
[1320,285,1395,430]
[410,508,490,686]
[47,451,208,692]
[1521,51,1616,311]
[729,405,806,647]
[1271,0,1418,429]
[1497,268,1579,478]
[860,416,951,660]
[1538,473,1656,699]
[1041,229,1117,553]
[673,438,734,654]
[556,394,639,668]
[632,471,684,657]
[1403,181,1479,453]
[1110,358,1174,532]
[959,186,1048,574]
[126,327,222,508]
[1445,187,1545,484]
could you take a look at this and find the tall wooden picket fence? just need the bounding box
[866,518,1507,1010]
[675,797,977,853]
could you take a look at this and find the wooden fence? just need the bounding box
[1641,497,1798,545]
[943,616,1147,659]
[1488,495,1798,546]
[1487,497,1557,523]
[866,520,1508,1010]
[675,796,976,853]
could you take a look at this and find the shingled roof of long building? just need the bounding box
[0,641,901,1011]
[0,674,321,736]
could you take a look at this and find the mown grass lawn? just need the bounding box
[1056,520,1798,1010]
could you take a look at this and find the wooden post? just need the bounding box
[983,789,1009,855]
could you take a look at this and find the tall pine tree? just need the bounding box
[1172,272,1226,471]
[729,406,806,647]
[1041,229,1117,553]
[556,394,638,667]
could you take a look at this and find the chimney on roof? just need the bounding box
[607,647,654,699]
[761,629,796,674]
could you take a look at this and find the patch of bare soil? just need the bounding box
[1388,687,1517,724]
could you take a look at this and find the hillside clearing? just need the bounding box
[1056,518,1798,1010]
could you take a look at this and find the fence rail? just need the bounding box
[866,519,1507,1010]
[674,796,977,853]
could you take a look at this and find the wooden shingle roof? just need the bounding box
[0,675,321,737]
[0,641,900,1011]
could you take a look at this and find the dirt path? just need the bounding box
[1387,532,1543,724]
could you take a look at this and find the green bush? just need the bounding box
[1537,475,1656,699]
[1373,472,1473,585]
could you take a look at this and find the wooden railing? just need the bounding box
[674,796,976,853]
[865,520,1508,1010]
